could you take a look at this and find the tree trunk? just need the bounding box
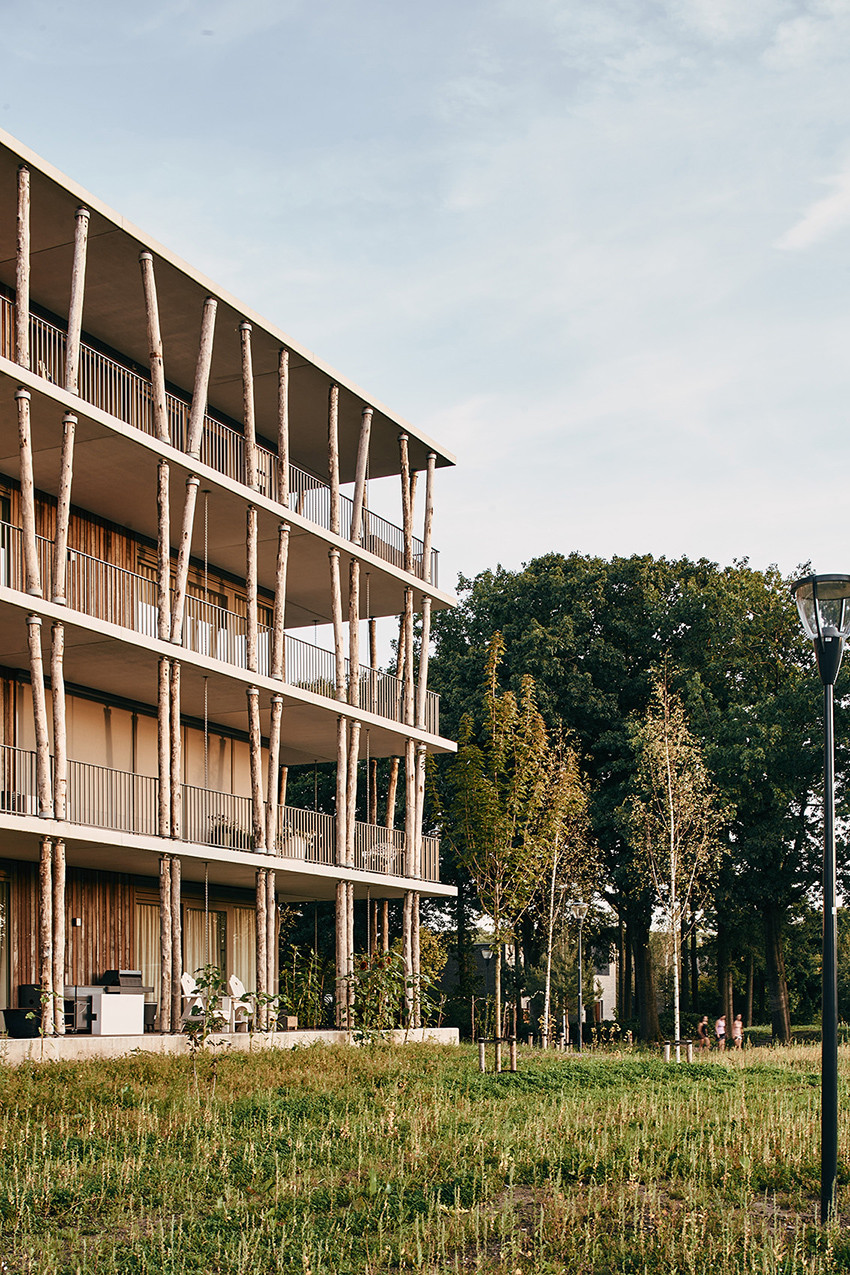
[494,938,502,1071]
[632,913,660,1041]
[690,926,699,1014]
[622,924,633,1020]
[745,952,754,1028]
[763,906,791,1042]
[671,904,681,1061]
[16,165,30,368]
[680,909,689,1013]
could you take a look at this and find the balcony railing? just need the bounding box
[0,294,438,585]
[0,743,440,881]
[0,519,439,734]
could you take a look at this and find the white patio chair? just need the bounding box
[227,975,255,1032]
[180,971,231,1030]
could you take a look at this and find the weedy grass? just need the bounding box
[1,1042,849,1272]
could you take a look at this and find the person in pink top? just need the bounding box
[731,1013,744,1049]
[714,1015,726,1050]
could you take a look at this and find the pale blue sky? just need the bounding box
[5,0,850,590]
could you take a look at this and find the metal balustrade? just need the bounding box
[0,743,440,880]
[0,295,439,585]
[0,519,439,734]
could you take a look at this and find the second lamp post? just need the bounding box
[791,572,850,1224]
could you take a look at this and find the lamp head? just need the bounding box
[570,902,589,923]
[791,574,850,686]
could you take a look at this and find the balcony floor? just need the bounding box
[0,361,455,627]
[0,813,454,900]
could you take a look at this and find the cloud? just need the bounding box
[776,167,850,249]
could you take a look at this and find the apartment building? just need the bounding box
[0,131,456,1035]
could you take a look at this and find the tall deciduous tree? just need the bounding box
[431,553,835,1040]
[625,669,725,1057]
[441,634,554,1041]
[539,739,597,1046]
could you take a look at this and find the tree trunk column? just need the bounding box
[27,615,53,818]
[16,389,41,598]
[159,855,173,1033]
[170,856,182,1031]
[247,687,265,851]
[51,623,67,820]
[256,867,268,1030]
[139,251,169,444]
[65,207,90,395]
[15,165,30,369]
[170,661,181,839]
[52,838,66,1034]
[52,413,76,604]
[38,836,54,1034]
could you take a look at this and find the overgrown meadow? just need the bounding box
[2,1042,850,1273]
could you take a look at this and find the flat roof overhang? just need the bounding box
[0,818,456,902]
[0,363,457,627]
[0,130,456,485]
[0,589,456,764]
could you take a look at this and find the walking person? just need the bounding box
[714,1014,726,1051]
[731,1013,744,1050]
[696,1015,710,1051]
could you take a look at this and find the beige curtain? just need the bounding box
[134,902,160,1007]
[232,907,256,991]
[184,907,226,978]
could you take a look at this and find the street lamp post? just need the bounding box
[791,573,850,1224]
[571,902,589,1053]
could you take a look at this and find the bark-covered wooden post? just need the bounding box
[139,251,170,444]
[16,390,41,597]
[52,413,76,603]
[185,298,217,459]
[38,836,54,1034]
[329,550,346,699]
[350,407,372,543]
[271,523,289,680]
[266,870,277,1013]
[347,557,361,871]
[278,349,290,506]
[329,531,350,1026]
[170,475,200,645]
[247,687,265,851]
[170,296,215,640]
[159,855,173,1033]
[241,322,259,491]
[412,891,421,1028]
[157,657,171,838]
[156,460,171,640]
[15,165,30,368]
[52,838,66,1034]
[246,505,258,673]
[170,856,182,1030]
[335,877,348,1029]
[328,385,340,535]
[27,615,53,817]
[256,868,268,1030]
[51,622,67,821]
[170,661,181,839]
[399,432,419,1017]
[266,694,284,852]
[64,207,90,396]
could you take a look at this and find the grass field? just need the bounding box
[2,1041,849,1273]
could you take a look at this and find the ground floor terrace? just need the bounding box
[0,811,453,1039]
